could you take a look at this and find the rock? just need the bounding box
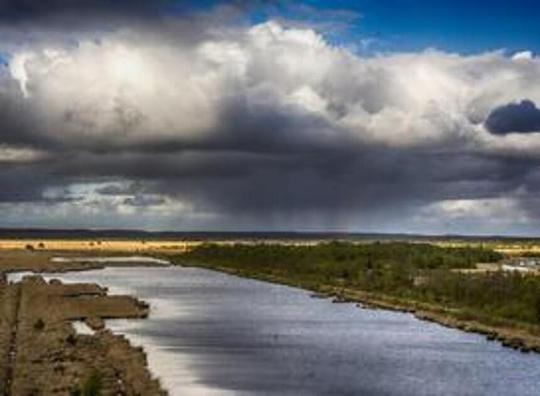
[310,293,329,299]
[520,346,531,353]
[85,317,105,331]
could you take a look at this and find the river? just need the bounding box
[13,266,540,395]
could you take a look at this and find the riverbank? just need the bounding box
[174,242,540,355]
[177,263,540,353]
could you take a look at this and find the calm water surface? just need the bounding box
[30,266,540,396]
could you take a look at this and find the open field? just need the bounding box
[4,235,540,255]
[0,239,198,253]
[433,241,540,256]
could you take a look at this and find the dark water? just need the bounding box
[31,266,540,396]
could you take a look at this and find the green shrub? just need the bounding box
[33,319,45,331]
[82,370,103,396]
[70,388,81,396]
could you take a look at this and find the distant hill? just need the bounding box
[0,228,537,242]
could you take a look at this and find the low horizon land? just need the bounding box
[3,227,540,258]
[1,227,540,242]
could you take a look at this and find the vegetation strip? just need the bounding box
[175,242,540,353]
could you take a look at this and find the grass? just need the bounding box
[71,370,103,396]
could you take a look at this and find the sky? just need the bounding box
[1,0,540,235]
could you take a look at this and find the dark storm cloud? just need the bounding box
[485,99,540,135]
[0,0,168,22]
[206,98,353,154]
[90,102,344,155]
[124,194,166,207]
[96,183,140,196]
[0,0,247,48]
[1,9,540,233]
[61,150,532,212]
[0,0,276,33]
[0,78,58,149]
[0,166,65,203]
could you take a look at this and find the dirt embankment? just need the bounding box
[0,249,167,395]
[325,286,540,353]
